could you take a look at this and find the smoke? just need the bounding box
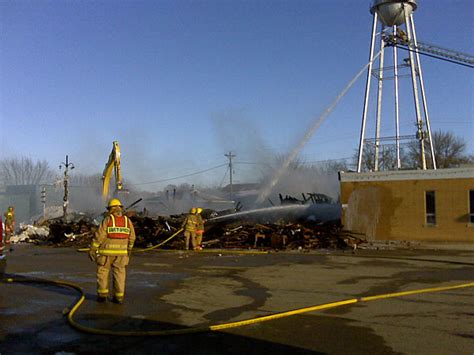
[255,160,342,208]
[256,51,382,204]
[211,110,343,209]
[212,109,273,180]
[271,167,338,200]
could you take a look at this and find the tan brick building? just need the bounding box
[339,167,474,242]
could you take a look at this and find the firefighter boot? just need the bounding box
[97,294,108,303]
[112,297,124,304]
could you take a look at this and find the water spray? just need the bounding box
[256,50,383,204]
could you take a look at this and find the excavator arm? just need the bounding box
[102,141,123,200]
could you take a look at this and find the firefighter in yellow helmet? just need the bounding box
[88,198,136,304]
[181,207,198,250]
[195,207,205,251]
[4,206,15,252]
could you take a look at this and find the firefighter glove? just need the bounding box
[88,248,97,262]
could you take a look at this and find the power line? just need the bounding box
[234,161,272,167]
[130,163,228,186]
[219,166,229,188]
[48,154,365,190]
[235,158,352,166]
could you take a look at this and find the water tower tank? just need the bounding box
[370,0,418,26]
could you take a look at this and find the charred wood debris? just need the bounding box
[25,195,365,251]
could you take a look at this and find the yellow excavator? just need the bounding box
[102,141,125,201]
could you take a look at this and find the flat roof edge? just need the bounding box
[339,167,474,182]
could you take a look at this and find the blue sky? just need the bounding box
[1,0,472,190]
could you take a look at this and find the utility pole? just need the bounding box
[59,155,74,218]
[41,186,46,219]
[224,151,236,201]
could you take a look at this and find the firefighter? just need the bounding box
[195,207,205,251]
[4,206,15,252]
[88,198,136,304]
[397,28,408,43]
[181,207,198,250]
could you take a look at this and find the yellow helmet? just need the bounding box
[190,207,197,214]
[196,207,203,214]
[8,206,13,212]
[108,198,123,209]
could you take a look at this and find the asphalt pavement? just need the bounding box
[1,244,473,354]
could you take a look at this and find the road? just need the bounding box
[1,245,473,354]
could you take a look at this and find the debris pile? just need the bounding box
[40,213,100,247]
[48,221,97,247]
[130,215,182,248]
[11,224,50,244]
[11,207,364,251]
[202,221,363,250]
[279,193,333,205]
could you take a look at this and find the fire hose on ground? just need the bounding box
[77,228,183,253]
[2,270,474,336]
[77,227,268,255]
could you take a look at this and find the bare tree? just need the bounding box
[353,143,400,172]
[68,173,102,188]
[406,131,473,169]
[355,143,375,172]
[0,157,56,185]
[316,160,350,174]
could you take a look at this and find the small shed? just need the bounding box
[339,167,474,242]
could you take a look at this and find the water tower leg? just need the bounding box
[357,13,379,172]
[410,14,437,169]
[393,25,401,169]
[404,5,426,169]
[374,27,386,172]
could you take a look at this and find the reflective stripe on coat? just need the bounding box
[90,214,136,256]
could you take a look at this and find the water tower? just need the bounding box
[356,0,436,172]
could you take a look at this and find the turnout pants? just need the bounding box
[4,226,13,250]
[184,231,196,250]
[96,255,129,300]
[195,230,203,249]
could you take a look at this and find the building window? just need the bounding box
[470,190,474,224]
[425,191,436,225]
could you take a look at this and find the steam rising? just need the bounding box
[256,52,382,204]
[212,111,343,208]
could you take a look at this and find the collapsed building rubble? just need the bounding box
[202,221,362,250]
[11,206,364,251]
[279,193,334,205]
[11,224,50,244]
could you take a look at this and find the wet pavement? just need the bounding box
[1,245,474,354]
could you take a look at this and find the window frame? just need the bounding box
[425,190,436,226]
[469,190,474,225]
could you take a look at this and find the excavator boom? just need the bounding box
[102,141,124,200]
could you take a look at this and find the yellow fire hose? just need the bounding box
[3,277,473,337]
[135,228,184,252]
[77,228,269,255]
[77,229,183,253]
